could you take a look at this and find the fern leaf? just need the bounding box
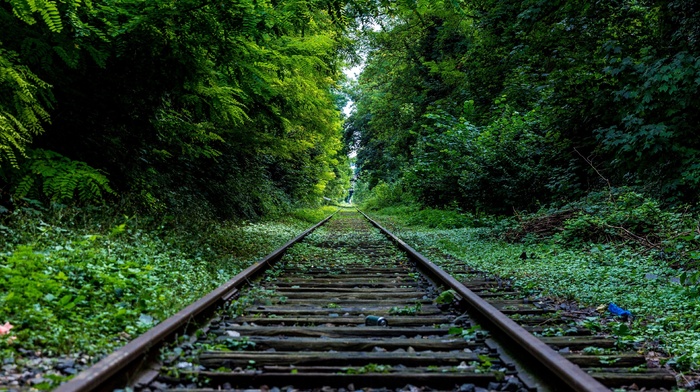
[14,175,35,199]
[86,45,109,68]
[0,48,51,165]
[52,46,79,68]
[10,0,37,25]
[38,0,63,32]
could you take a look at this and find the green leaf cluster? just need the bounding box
[7,149,114,204]
[0,47,51,167]
[0,203,323,358]
[7,0,67,33]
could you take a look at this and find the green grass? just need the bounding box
[0,205,334,377]
[363,204,503,230]
[286,205,339,224]
[368,209,700,372]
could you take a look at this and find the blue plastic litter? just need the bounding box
[608,303,632,319]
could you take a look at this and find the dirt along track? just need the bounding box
[54,209,676,392]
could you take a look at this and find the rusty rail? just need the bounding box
[54,211,337,392]
[359,210,610,392]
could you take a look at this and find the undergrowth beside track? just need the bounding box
[365,204,700,378]
[0,204,337,388]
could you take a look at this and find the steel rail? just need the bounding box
[54,211,337,392]
[359,210,610,392]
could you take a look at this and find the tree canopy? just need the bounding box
[346,0,700,213]
[2,0,699,218]
[1,0,354,218]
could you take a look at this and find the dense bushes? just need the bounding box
[357,181,412,211]
[360,183,700,268]
[404,106,568,212]
[346,0,700,213]
[0,0,352,219]
[0,203,330,369]
[502,189,700,268]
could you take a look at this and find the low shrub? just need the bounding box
[288,206,339,224]
[0,203,329,366]
[503,189,699,264]
[360,181,413,211]
[404,208,474,229]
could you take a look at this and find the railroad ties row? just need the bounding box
[136,210,675,392]
[457,272,676,390]
[145,211,530,392]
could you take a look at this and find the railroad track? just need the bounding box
[446,269,676,390]
[55,210,675,392]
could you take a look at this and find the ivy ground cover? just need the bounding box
[368,210,700,376]
[0,206,336,389]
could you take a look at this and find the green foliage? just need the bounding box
[406,208,473,229]
[405,106,568,212]
[0,48,51,167]
[153,107,228,160]
[1,245,63,312]
[434,289,456,305]
[681,268,700,299]
[104,0,351,214]
[323,153,353,202]
[369,207,700,370]
[371,205,474,229]
[288,206,338,224]
[555,189,698,254]
[359,181,412,210]
[597,47,700,200]
[7,0,67,32]
[346,0,700,211]
[9,149,114,204]
[0,0,101,170]
[0,202,325,358]
[560,190,663,244]
[0,0,352,218]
